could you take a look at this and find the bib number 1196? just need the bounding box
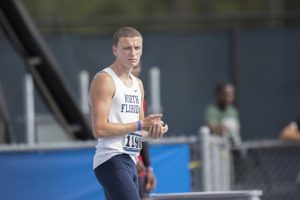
[123,133,142,153]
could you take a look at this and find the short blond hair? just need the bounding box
[113,26,142,46]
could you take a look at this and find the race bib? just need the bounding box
[123,132,142,153]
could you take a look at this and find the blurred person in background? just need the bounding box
[279,118,300,141]
[132,62,156,200]
[90,26,168,200]
[204,83,242,146]
[279,118,300,186]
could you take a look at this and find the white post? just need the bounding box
[79,70,90,115]
[200,126,212,191]
[149,67,162,114]
[212,140,221,191]
[223,136,232,191]
[24,74,35,145]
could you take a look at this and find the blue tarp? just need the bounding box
[0,144,190,200]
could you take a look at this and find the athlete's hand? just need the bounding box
[145,170,156,192]
[142,114,163,132]
[148,123,168,139]
[162,124,168,134]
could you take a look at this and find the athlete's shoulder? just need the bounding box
[93,70,114,84]
[90,70,115,96]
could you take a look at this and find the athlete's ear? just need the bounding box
[112,45,117,56]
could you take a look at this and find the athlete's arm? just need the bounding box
[90,72,162,138]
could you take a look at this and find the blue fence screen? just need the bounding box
[0,143,190,200]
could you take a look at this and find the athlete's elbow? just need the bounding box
[93,129,104,138]
[93,126,111,138]
[92,121,109,138]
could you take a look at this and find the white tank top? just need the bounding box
[93,67,142,169]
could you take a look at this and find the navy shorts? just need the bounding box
[94,154,140,200]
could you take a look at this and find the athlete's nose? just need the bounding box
[129,47,136,55]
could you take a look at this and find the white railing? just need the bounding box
[199,126,232,191]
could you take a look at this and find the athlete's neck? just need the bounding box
[110,62,133,79]
[110,62,134,88]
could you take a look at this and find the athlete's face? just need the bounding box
[113,36,143,69]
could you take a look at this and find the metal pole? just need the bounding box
[24,74,35,145]
[79,70,90,115]
[200,126,212,191]
[149,67,162,114]
[212,137,221,191]
[223,136,232,191]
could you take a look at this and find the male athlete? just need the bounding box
[89,26,168,200]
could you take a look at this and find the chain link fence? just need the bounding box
[232,141,300,200]
[187,127,300,200]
